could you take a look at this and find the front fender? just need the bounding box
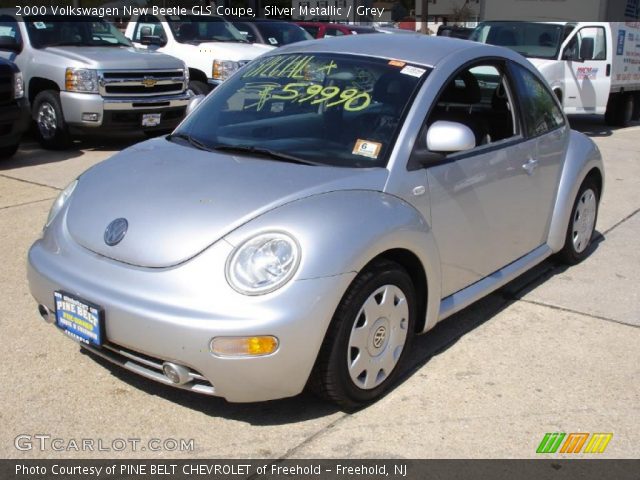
[224,190,442,332]
[548,130,604,252]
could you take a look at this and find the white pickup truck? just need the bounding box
[471,22,640,126]
[125,14,273,95]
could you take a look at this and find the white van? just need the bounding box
[471,22,640,126]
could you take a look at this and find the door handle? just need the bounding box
[522,158,539,175]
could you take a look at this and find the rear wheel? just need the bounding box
[556,177,600,265]
[33,90,71,150]
[310,259,416,410]
[605,93,634,127]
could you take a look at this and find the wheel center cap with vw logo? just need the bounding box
[104,218,128,246]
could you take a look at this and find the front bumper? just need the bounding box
[60,91,192,131]
[0,97,30,147]
[27,210,355,402]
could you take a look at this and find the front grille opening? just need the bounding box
[105,84,183,95]
[103,71,182,79]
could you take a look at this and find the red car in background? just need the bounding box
[295,22,377,38]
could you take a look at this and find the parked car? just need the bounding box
[0,57,29,158]
[295,22,377,38]
[28,35,604,409]
[0,12,190,149]
[125,14,273,95]
[230,18,313,46]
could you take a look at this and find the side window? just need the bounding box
[564,26,606,61]
[425,63,518,151]
[324,28,344,37]
[0,15,21,46]
[510,63,565,138]
[133,16,166,42]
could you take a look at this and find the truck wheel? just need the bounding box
[310,259,416,410]
[632,94,640,121]
[605,93,634,127]
[0,144,19,159]
[555,177,600,265]
[187,81,209,96]
[33,91,71,150]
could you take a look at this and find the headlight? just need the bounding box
[13,71,24,99]
[45,179,78,228]
[212,60,239,81]
[184,66,190,84]
[226,232,300,295]
[65,68,98,93]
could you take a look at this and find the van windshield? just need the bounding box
[470,22,575,60]
[173,53,428,168]
[25,17,132,48]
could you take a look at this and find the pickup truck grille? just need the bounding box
[0,72,13,104]
[98,69,186,98]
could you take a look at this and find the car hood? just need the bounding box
[66,138,388,268]
[42,46,183,70]
[188,41,274,60]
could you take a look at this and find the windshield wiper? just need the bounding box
[167,132,214,152]
[212,144,319,166]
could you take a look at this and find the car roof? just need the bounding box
[272,34,505,68]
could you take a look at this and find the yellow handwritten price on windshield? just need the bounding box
[271,83,371,111]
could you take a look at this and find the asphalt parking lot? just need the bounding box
[1,117,638,459]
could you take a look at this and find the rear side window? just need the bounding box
[510,63,564,137]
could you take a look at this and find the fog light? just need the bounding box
[210,336,279,357]
[162,362,191,385]
[82,113,99,122]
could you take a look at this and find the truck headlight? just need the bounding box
[65,68,98,93]
[212,60,239,81]
[45,179,78,228]
[226,232,300,295]
[13,71,24,99]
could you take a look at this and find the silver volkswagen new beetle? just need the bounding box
[28,34,603,408]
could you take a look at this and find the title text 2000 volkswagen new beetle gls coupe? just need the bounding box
[28,35,604,409]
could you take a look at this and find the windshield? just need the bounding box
[470,22,574,60]
[255,22,313,45]
[167,15,246,43]
[25,17,131,48]
[174,53,428,168]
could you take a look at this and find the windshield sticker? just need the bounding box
[33,22,47,30]
[388,60,406,68]
[353,139,382,159]
[240,81,372,112]
[400,66,426,78]
[268,37,279,45]
[270,102,284,113]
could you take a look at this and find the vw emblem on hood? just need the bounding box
[104,218,128,246]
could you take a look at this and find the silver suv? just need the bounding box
[0,12,191,149]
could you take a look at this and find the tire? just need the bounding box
[605,93,634,127]
[310,259,416,410]
[187,80,209,96]
[0,143,19,159]
[33,90,71,150]
[556,177,600,265]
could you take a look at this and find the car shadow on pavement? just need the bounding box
[80,233,605,424]
[568,114,639,138]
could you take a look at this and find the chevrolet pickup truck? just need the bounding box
[0,12,191,149]
[0,57,29,158]
[125,14,272,95]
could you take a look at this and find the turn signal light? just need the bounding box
[210,336,279,357]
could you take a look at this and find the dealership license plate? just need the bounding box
[54,291,104,347]
[141,113,161,127]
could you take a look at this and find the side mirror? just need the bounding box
[0,36,22,53]
[579,37,594,61]
[186,94,206,116]
[140,35,165,46]
[426,121,476,152]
